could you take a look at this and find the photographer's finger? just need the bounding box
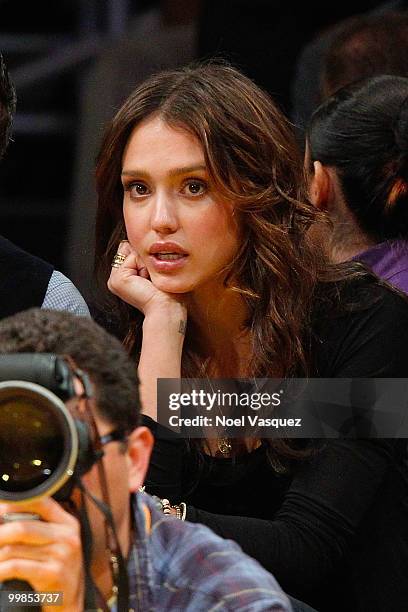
[0,527,83,601]
[0,499,78,531]
[0,543,57,563]
[0,530,82,567]
[0,557,83,607]
[0,557,50,587]
[0,521,57,546]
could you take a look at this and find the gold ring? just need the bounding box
[111,252,126,268]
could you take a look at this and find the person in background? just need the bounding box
[306,75,408,292]
[0,53,89,318]
[0,308,292,612]
[320,9,408,99]
[95,62,408,611]
[291,7,408,134]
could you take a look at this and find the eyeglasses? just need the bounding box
[99,429,127,447]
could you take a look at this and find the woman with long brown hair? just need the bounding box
[95,63,408,612]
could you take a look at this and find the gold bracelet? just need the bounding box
[173,502,187,520]
[180,502,187,521]
[174,504,182,520]
[156,496,187,520]
[161,498,172,515]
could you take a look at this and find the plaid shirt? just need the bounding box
[42,270,90,316]
[116,492,292,612]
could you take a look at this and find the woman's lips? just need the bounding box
[148,253,188,272]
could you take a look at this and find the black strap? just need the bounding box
[80,484,129,612]
[76,484,109,612]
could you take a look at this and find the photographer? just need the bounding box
[0,308,292,612]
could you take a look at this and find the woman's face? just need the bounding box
[121,115,240,295]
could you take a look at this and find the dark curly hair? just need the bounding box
[95,62,329,378]
[94,62,371,464]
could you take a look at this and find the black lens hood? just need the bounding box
[0,354,76,401]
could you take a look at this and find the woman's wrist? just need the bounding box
[143,305,187,346]
[143,296,187,322]
[143,310,186,328]
[153,496,187,520]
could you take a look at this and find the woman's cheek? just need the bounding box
[123,221,144,253]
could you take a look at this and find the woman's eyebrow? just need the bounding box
[168,164,207,177]
[121,169,148,178]
[121,164,207,179]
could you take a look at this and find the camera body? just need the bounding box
[0,354,99,503]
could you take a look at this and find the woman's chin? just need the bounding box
[150,275,195,295]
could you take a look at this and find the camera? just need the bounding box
[0,353,99,503]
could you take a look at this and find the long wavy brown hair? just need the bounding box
[95,62,367,462]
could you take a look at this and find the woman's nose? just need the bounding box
[150,194,179,234]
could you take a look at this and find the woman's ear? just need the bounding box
[309,161,331,211]
[126,426,154,492]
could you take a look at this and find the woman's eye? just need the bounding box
[182,180,207,196]
[126,182,149,197]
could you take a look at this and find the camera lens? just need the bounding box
[0,382,78,501]
[0,397,64,491]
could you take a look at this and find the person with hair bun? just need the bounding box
[95,63,408,612]
[306,75,408,291]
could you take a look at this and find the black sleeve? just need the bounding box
[186,438,398,594]
[141,414,187,501]
[314,282,408,378]
[143,286,408,595]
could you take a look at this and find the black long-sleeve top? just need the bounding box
[143,277,408,612]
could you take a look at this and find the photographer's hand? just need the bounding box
[0,498,84,611]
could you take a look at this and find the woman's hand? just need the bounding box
[109,241,186,420]
[108,240,184,318]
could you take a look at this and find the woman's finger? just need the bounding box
[138,266,150,279]
[135,253,150,279]
[117,239,131,257]
[114,241,148,278]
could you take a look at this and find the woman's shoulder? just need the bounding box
[313,264,408,325]
[311,270,408,377]
[315,266,408,314]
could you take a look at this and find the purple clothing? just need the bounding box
[353,239,408,293]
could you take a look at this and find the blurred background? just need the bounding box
[0,0,393,302]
